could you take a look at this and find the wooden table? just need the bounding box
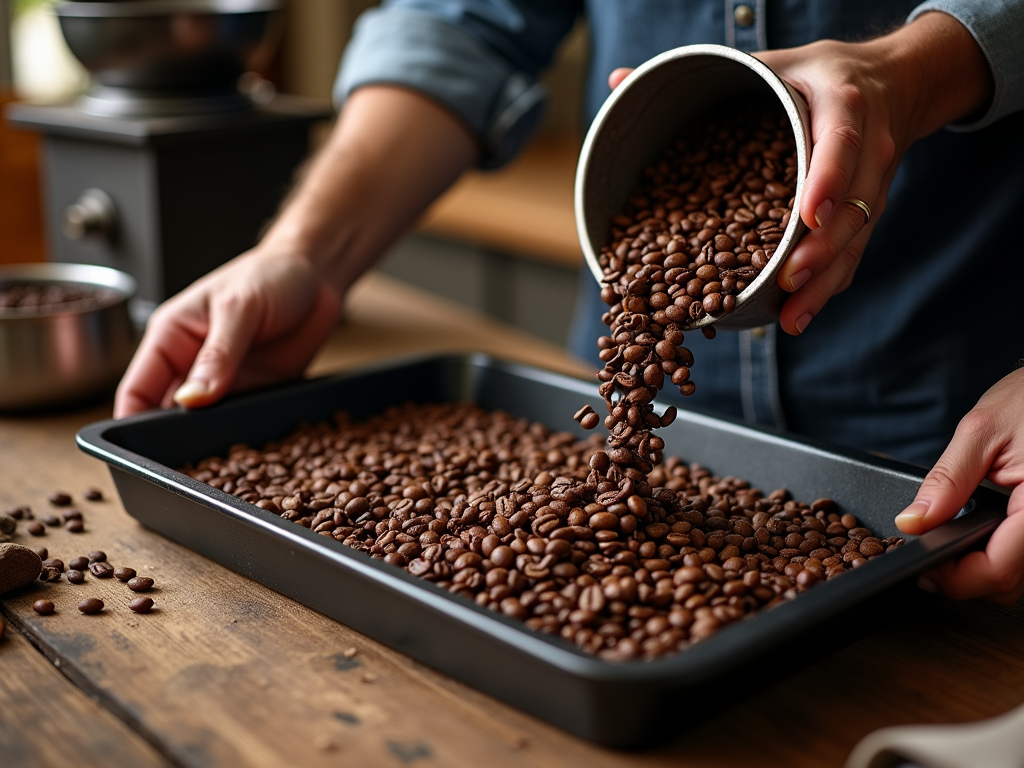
[2,273,1023,768]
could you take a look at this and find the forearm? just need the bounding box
[260,86,479,296]
[871,10,994,140]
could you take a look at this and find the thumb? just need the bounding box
[608,67,633,90]
[895,417,995,535]
[173,294,260,409]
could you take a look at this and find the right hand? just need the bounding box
[114,247,341,418]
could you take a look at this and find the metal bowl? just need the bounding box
[575,44,812,331]
[55,0,281,116]
[0,263,137,412]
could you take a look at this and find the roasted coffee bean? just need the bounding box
[42,558,64,573]
[69,556,89,571]
[84,487,104,502]
[89,562,115,579]
[67,569,86,584]
[114,567,137,582]
[41,514,61,527]
[0,514,16,535]
[127,577,154,592]
[65,519,85,534]
[87,551,107,563]
[33,599,55,615]
[62,509,83,522]
[77,598,104,615]
[48,492,72,507]
[5,506,29,520]
[129,597,154,614]
[26,522,45,537]
[180,398,901,661]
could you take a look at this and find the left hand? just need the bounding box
[895,369,1024,606]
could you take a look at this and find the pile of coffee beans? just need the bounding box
[182,402,902,661]
[593,105,798,406]
[0,283,118,315]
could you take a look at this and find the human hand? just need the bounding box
[113,247,341,418]
[895,369,1024,606]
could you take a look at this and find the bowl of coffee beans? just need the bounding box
[0,263,137,411]
[575,44,811,331]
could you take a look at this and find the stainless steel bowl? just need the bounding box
[575,44,812,331]
[55,0,281,117]
[0,263,137,411]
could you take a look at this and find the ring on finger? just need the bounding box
[843,197,872,224]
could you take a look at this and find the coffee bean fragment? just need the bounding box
[26,522,45,537]
[65,519,85,534]
[128,597,154,614]
[127,576,154,592]
[87,551,107,563]
[89,562,115,579]
[48,492,72,507]
[114,567,137,582]
[78,598,104,615]
[67,569,86,584]
[33,599,55,615]
[84,487,104,502]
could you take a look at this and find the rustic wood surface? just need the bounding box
[2,273,1023,768]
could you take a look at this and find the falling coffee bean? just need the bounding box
[129,597,154,614]
[33,599,55,615]
[77,598,104,615]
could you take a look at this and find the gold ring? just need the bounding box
[844,197,872,223]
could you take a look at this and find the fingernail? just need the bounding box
[813,199,833,229]
[173,379,209,405]
[895,501,929,525]
[917,576,938,593]
[789,268,812,292]
[794,313,813,333]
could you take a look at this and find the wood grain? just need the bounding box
[1,274,1023,768]
[0,621,169,768]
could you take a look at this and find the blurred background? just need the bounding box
[0,0,588,345]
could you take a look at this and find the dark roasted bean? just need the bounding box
[33,599,55,615]
[89,562,114,579]
[127,577,154,592]
[129,597,154,614]
[77,598,104,615]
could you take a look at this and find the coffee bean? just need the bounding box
[41,514,61,527]
[62,509,83,522]
[42,558,64,573]
[67,569,86,584]
[84,487,104,502]
[129,597,154,614]
[127,577,154,592]
[77,598,104,615]
[69,556,89,571]
[89,562,114,579]
[5,506,29,520]
[26,522,45,537]
[87,551,107,563]
[48,492,72,507]
[65,519,85,534]
[114,567,137,582]
[0,514,16,535]
[33,599,55,615]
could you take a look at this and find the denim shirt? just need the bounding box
[337,0,1024,467]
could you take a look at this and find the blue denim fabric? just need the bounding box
[338,0,1024,467]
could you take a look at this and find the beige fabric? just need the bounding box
[846,702,1024,768]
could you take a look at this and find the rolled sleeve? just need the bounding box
[908,0,1024,130]
[335,4,573,168]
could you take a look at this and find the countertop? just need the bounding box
[2,272,1023,768]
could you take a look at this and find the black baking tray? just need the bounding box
[77,353,1006,747]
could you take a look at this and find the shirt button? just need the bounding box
[734,4,755,27]
[750,326,767,339]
